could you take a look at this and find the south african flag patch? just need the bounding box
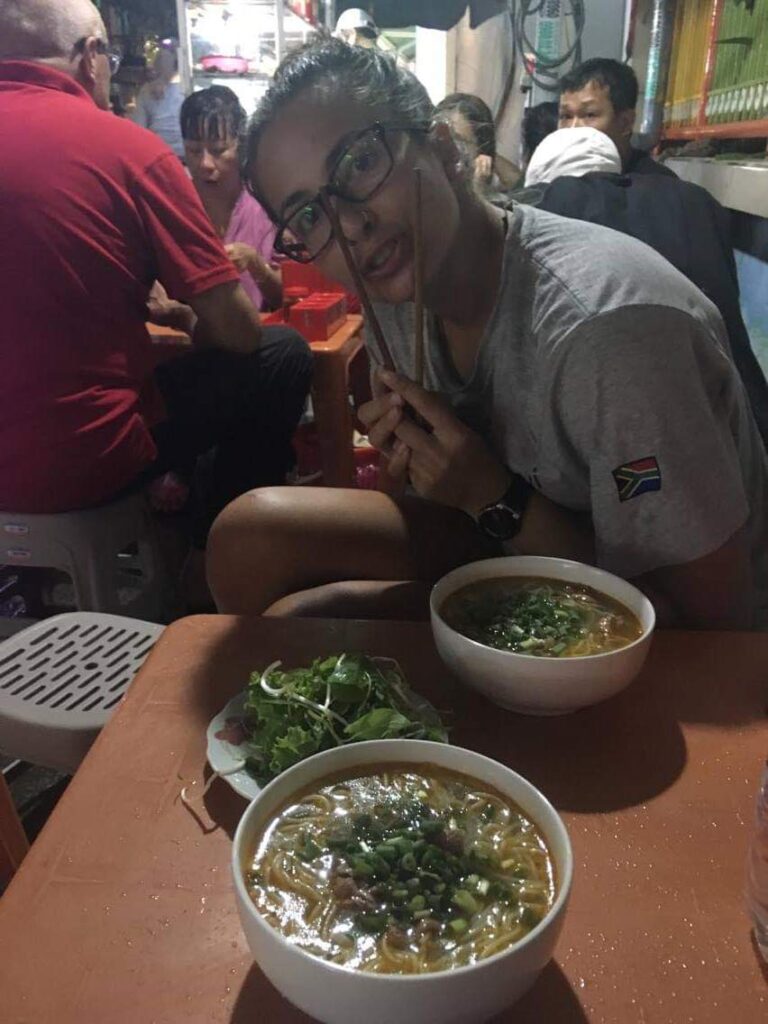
[612,456,662,502]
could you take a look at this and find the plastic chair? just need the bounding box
[0,771,28,886]
[0,492,174,621]
[0,613,164,774]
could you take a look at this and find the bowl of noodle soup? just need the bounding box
[431,556,655,715]
[232,739,572,1024]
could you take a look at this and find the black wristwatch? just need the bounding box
[476,473,533,541]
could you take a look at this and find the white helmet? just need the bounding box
[334,7,378,39]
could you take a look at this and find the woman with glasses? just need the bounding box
[206,37,768,630]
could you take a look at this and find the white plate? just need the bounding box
[207,657,447,801]
[206,691,260,800]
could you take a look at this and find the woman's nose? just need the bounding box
[336,200,374,242]
[200,150,217,172]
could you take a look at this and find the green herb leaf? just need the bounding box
[242,654,447,784]
[344,707,413,741]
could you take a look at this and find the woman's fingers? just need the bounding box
[358,390,403,430]
[367,404,405,453]
[393,415,439,455]
[378,371,457,435]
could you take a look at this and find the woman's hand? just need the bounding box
[368,371,511,516]
[473,154,493,185]
[358,382,411,494]
[224,243,282,308]
[225,242,262,275]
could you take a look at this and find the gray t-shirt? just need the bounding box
[369,204,768,625]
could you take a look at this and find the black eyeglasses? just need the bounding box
[72,37,121,76]
[272,121,429,264]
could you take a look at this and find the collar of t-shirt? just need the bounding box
[0,59,92,104]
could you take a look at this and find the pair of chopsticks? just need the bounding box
[319,168,426,385]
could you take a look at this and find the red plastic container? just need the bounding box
[281,261,360,314]
[288,292,347,341]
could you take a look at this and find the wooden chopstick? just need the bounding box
[413,167,425,387]
[319,192,396,373]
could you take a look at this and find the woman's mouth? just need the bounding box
[362,235,410,282]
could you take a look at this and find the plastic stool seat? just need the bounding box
[1,491,174,620]
[0,613,164,774]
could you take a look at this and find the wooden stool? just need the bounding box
[309,315,365,487]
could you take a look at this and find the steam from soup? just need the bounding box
[246,765,556,975]
[440,576,642,657]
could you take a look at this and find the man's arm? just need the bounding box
[186,280,261,353]
[147,279,262,354]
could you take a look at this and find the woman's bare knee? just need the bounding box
[206,487,301,613]
[206,486,414,614]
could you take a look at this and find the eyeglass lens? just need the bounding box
[280,128,394,261]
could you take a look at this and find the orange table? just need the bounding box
[147,316,366,488]
[1,617,767,1023]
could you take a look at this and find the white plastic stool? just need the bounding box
[0,492,174,621]
[0,613,164,773]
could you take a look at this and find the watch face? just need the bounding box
[479,504,521,541]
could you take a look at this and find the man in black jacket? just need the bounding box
[522,149,768,448]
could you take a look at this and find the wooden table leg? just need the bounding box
[0,772,28,886]
[311,350,356,488]
[309,318,365,489]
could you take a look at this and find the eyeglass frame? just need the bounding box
[271,120,431,264]
[72,37,121,76]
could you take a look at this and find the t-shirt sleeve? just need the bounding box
[132,152,239,302]
[552,305,750,579]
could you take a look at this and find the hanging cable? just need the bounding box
[510,0,587,94]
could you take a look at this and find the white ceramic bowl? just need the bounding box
[232,739,572,1024]
[430,555,655,715]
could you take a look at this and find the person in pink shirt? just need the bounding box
[181,86,282,310]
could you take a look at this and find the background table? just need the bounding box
[1,616,766,1023]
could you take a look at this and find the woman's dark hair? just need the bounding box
[180,85,247,144]
[559,58,638,113]
[522,101,559,164]
[245,37,433,215]
[433,92,496,161]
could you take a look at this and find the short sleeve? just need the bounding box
[553,306,750,578]
[132,152,239,301]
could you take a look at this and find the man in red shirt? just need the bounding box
[0,0,311,532]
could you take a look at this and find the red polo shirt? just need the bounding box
[0,62,239,512]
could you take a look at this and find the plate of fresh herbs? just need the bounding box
[206,653,448,800]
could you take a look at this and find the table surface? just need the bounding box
[146,315,365,353]
[1,616,766,1024]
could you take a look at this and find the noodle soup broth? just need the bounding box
[440,576,643,658]
[246,764,556,976]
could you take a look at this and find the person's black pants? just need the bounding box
[151,325,313,543]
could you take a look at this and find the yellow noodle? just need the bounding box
[247,765,556,975]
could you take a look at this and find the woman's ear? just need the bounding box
[431,120,466,183]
